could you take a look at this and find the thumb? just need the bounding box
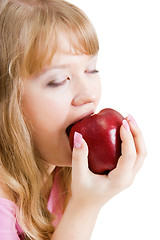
[72,132,89,174]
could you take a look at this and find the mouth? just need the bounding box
[65,112,94,137]
[66,123,75,137]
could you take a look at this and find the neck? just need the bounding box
[41,164,56,199]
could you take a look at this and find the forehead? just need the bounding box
[43,29,87,67]
[42,33,98,74]
[54,30,86,55]
[21,22,98,78]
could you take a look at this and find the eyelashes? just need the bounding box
[86,69,99,74]
[47,69,99,88]
[47,77,70,88]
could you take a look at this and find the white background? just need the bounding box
[68,1,160,239]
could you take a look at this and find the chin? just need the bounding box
[55,132,72,167]
[40,131,73,168]
[54,158,72,168]
[53,146,72,167]
[60,151,72,167]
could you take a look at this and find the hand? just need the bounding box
[71,115,147,208]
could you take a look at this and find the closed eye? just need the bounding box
[85,69,99,74]
[47,77,70,88]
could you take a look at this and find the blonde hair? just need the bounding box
[0,0,99,239]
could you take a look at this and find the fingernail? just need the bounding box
[74,132,83,148]
[127,114,137,126]
[122,119,130,132]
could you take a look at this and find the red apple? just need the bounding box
[68,108,124,175]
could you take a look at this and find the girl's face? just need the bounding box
[21,37,101,169]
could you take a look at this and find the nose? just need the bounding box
[71,76,97,106]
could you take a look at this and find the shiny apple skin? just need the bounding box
[69,108,124,175]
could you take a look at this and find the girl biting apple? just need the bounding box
[0,0,147,239]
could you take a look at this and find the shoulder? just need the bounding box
[0,181,17,226]
[0,184,20,237]
[0,183,22,238]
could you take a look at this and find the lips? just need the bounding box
[66,111,94,137]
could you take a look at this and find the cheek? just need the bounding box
[22,88,69,133]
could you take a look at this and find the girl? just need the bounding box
[0,0,147,239]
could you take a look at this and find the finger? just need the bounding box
[108,120,137,188]
[72,132,89,178]
[126,115,147,157]
[117,119,137,171]
[126,115,147,173]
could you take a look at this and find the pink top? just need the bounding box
[0,179,62,240]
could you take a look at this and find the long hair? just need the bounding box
[0,0,99,239]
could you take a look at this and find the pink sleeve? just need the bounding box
[0,197,20,240]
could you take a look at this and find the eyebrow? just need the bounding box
[42,54,98,75]
[48,64,70,70]
[41,64,69,75]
